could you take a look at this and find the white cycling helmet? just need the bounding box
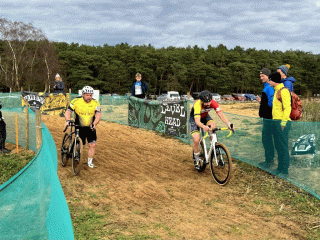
[82,86,94,94]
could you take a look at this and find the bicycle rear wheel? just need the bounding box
[210,142,232,185]
[193,141,207,172]
[61,133,72,167]
[72,136,83,176]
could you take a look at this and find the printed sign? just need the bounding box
[128,97,188,138]
[160,101,187,136]
[22,91,46,111]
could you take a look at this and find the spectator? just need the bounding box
[257,68,275,168]
[0,101,11,153]
[277,64,295,92]
[53,73,65,94]
[268,72,292,177]
[131,73,147,99]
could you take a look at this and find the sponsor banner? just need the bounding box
[22,91,69,115]
[21,91,46,111]
[160,101,187,136]
[128,97,188,139]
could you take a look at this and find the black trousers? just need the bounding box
[262,119,275,163]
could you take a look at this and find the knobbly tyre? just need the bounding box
[61,120,84,175]
[193,124,234,186]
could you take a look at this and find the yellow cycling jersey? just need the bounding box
[68,97,101,127]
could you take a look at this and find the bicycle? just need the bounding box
[193,124,234,186]
[61,120,84,175]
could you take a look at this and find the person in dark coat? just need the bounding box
[131,73,147,99]
[53,73,65,94]
[0,101,11,153]
[257,68,275,168]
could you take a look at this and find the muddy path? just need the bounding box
[43,114,312,240]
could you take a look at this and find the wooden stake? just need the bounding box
[36,110,42,151]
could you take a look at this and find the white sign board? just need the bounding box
[78,90,100,100]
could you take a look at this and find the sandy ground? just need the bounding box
[42,102,316,239]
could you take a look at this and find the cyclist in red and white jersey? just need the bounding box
[190,90,233,167]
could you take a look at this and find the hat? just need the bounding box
[260,68,271,77]
[55,73,60,78]
[135,72,141,77]
[277,64,290,76]
[269,72,282,83]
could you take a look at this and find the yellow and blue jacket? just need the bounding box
[272,83,291,127]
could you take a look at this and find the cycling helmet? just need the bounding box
[199,90,212,103]
[82,86,94,94]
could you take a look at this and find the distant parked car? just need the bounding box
[232,93,246,101]
[181,95,194,101]
[221,94,234,101]
[245,94,257,101]
[212,93,221,102]
[157,94,168,101]
[111,93,121,98]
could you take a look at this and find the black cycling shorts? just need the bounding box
[189,115,214,135]
[77,126,97,145]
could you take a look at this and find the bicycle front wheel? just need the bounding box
[72,136,83,176]
[61,133,72,167]
[210,143,232,186]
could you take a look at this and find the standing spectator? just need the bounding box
[277,64,295,92]
[53,73,65,94]
[268,72,292,177]
[131,73,147,99]
[257,68,275,168]
[0,101,11,153]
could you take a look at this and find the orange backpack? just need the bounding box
[276,87,302,121]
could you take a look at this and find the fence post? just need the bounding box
[36,110,42,151]
[24,107,29,150]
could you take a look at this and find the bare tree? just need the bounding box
[0,18,49,92]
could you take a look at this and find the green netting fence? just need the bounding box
[1,93,320,239]
[0,107,74,239]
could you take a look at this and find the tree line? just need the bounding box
[1,18,320,96]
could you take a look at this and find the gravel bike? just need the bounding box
[193,125,234,186]
[61,120,83,175]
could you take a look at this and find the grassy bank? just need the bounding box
[0,152,35,185]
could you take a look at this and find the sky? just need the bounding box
[1,0,320,54]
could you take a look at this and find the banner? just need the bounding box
[21,91,69,115]
[160,101,187,136]
[21,91,46,111]
[128,97,189,139]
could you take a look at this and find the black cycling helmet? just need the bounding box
[199,90,212,103]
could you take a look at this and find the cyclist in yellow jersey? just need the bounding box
[190,90,233,169]
[65,86,101,168]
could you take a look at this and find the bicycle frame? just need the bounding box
[200,127,232,165]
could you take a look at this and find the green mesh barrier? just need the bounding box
[213,112,320,200]
[3,107,37,151]
[0,93,23,108]
[0,108,74,239]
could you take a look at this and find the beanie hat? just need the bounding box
[55,73,60,78]
[260,68,271,77]
[277,64,290,76]
[269,72,282,83]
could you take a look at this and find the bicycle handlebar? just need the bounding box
[63,120,75,132]
[204,124,234,139]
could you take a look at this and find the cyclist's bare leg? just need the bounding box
[192,132,200,153]
[88,142,96,159]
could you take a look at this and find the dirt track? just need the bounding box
[43,114,312,240]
